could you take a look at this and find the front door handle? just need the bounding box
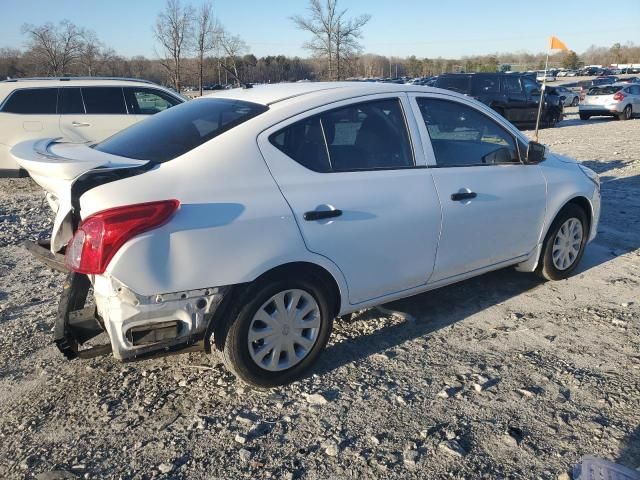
[303,209,342,221]
[71,121,91,127]
[451,191,477,201]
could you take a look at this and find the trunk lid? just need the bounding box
[11,138,149,253]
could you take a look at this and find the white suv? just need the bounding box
[0,77,185,176]
[13,82,601,387]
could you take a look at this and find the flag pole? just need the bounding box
[534,41,550,142]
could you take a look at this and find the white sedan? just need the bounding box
[13,82,601,387]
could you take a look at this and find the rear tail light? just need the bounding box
[613,91,625,101]
[65,200,180,274]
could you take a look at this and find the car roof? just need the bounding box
[0,76,157,86]
[0,77,175,103]
[199,81,444,106]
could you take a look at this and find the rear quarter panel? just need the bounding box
[79,119,349,301]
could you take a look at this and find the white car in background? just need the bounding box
[0,77,185,176]
[13,82,601,387]
[552,86,580,107]
[579,83,640,120]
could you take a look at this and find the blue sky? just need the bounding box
[1,0,638,58]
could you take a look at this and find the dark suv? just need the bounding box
[434,73,563,127]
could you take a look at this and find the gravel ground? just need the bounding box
[0,110,639,480]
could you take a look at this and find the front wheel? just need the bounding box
[537,204,588,281]
[218,275,334,387]
[571,96,579,107]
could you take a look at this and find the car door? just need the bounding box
[409,94,547,283]
[258,94,442,305]
[522,76,542,122]
[123,86,183,125]
[501,76,527,122]
[59,86,135,143]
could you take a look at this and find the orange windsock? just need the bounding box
[549,36,569,51]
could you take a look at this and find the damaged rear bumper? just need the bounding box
[55,271,229,361]
[26,238,231,361]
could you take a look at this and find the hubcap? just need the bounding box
[625,107,632,119]
[248,289,321,372]
[552,218,584,271]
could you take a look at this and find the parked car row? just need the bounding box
[434,73,563,127]
[12,81,601,386]
[0,77,186,176]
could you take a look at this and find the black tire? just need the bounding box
[579,113,590,120]
[537,204,589,281]
[217,272,335,388]
[571,96,579,107]
[618,105,632,121]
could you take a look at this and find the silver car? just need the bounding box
[579,83,640,120]
[553,86,580,107]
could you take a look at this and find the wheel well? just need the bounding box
[206,262,342,353]
[563,196,592,231]
[253,262,342,318]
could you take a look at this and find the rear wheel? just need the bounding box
[579,112,590,120]
[537,204,588,281]
[218,273,334,387]
[618,105,632,121]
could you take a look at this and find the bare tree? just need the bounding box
[194,2,220,95]
[220,31,248,84]
[21,20,87,75]
[78,30,104,76]
[153,0,194,91]
[291,0,338,79]
[291,0,370,80]
[334,11,370,79]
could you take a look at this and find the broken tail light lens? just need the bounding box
[65,200,180,274]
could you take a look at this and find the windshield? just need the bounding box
[587,86,623,96]
[94,98,268,163]
[435,76,471,94]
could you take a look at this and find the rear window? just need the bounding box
[82,87,127,114]
[587,86,623,95]
[435,76,471,94]
[94,98,268,163]
[1,88,58,114]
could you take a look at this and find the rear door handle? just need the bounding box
[303,209,342,221]
[71,121,91,127]
[451,191,477,201]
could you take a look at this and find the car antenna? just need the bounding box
[220,63,252,89]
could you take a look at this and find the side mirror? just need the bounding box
[526,141,546,164]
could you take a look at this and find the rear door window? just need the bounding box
[94,98,268,163]
[123,87,182,115]
[435,76,471,94]
[1,88,58,114]
[81,87,127,114]
[416,97,520,167]
[270,98,414,172]
[60,88,85,114]
[472,76,500,94]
